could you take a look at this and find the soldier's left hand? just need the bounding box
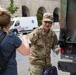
[55,48,61,54]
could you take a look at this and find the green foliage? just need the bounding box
[6,0,19,15]
[36,11,43,26]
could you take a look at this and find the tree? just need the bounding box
[36,11,43,26]
[6,0,19,15]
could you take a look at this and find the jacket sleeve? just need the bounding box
[28,29,38,46]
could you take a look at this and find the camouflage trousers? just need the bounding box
[29,64,52,75]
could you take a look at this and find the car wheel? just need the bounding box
[13,30,18,35]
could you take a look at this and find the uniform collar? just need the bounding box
[39,26,52,33]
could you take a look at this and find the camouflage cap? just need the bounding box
[43,13,53,22]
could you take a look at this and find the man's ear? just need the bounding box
[42,19,44,23]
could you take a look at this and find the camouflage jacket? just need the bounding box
[28,26,58,66]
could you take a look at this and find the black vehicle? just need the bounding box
[58,0,76,75]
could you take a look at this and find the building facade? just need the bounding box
[0,0,60,22]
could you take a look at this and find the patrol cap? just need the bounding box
[43,13,53,22]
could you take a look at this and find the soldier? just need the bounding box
[28,13,60,75]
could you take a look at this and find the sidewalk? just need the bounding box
[16,51,30,75]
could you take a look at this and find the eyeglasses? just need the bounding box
[44,21,52,24]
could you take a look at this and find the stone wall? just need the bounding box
[0,0,60,17]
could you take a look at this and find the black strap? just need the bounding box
[0,32,15,61]
[0,32,6,42]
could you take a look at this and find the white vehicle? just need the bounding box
[9,16,38,35]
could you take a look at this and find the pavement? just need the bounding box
[16,51,30,75]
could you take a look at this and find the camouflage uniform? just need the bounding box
[28,26,58,75]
